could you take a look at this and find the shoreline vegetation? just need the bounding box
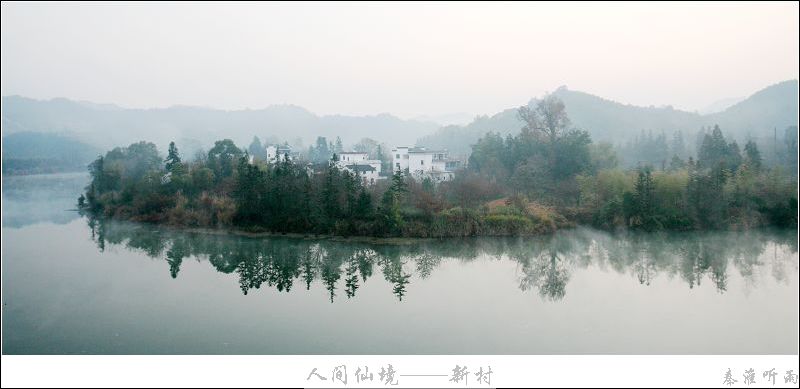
[81,218,449,245]
[79,96,798,238]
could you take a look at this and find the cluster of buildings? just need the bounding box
[334,147,463,185]
[254,142,462,185]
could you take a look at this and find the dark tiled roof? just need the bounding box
[345,164,376,172]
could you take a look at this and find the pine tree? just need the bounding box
[698,125,740,171]
[334,136,344,153]
[354,189,374,219]
[744,140,762,171]
[322,163,342,225]
[671,130,686,160]
[313,136,330,163]
[248,136,266,160]
[165,141,182,172]
[632,166,656,229]
[381,171,408,234]
[375,145,388,175]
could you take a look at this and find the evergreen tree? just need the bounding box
[698,125,740,172]
[671,130,686,160]
[726,141,743,171]
[232,155,266,224]
[744,140,762,171]
[321,162,342,226]
[668,155,686,171]
[165,141,182,172]
[381,171,408,234]
[164,141,188,191]
[630,166,657,230]
[248,136,266,160]
[354,189,374,219]
[343,170,359,218]
[312,136,331,163]
[334,136,344,154]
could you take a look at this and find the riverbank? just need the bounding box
[82,204,574,243]
[154,222,433,245]
[82,202,799,245]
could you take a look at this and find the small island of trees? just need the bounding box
[79,97,798,237]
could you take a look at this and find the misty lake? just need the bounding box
[2,172,798,354]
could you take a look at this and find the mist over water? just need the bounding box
[2,173,797,354]
[1,3,797,361]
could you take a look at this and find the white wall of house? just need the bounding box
[266,145,277,161]
[338,152,368,163]
[392,147,410,172]
[265,145,292,163]
[358,169,380,184]
[408,152,434,176]
[432,159,447,172]
[391,146,460,182]
[335,152,374,177]
[364,159,382,175]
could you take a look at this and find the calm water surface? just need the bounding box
[2,173,798,354]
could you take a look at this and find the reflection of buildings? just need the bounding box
[391,146,462,182]
[335,151,384,185]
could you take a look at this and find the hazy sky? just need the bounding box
[1,2,798,119]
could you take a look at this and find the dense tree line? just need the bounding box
[83,134,557,237]
[462,99,796,232]
[577,126,797,231]
[82,96,797,237]
[617,129,684,169]
[84,137,399,236]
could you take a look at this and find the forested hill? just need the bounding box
[2,131,101,175]
[418,80,799,156]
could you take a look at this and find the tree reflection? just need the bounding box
[518,250,569,301]
[381,258,411,301]
[85,216,798,303]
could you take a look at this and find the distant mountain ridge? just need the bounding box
[700,96,744,114]
[2,80,797,158]
[1,96,441,153]
[418,80,798,155]
[2,131,101,175]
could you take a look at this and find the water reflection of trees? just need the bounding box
[86,217,798,302]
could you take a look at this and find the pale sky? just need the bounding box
[1,2,798,119]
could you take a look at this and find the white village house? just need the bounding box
[392,146,462,182]
[265,143,294,163]
[250,142,460,185]
[335,151,383,185]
